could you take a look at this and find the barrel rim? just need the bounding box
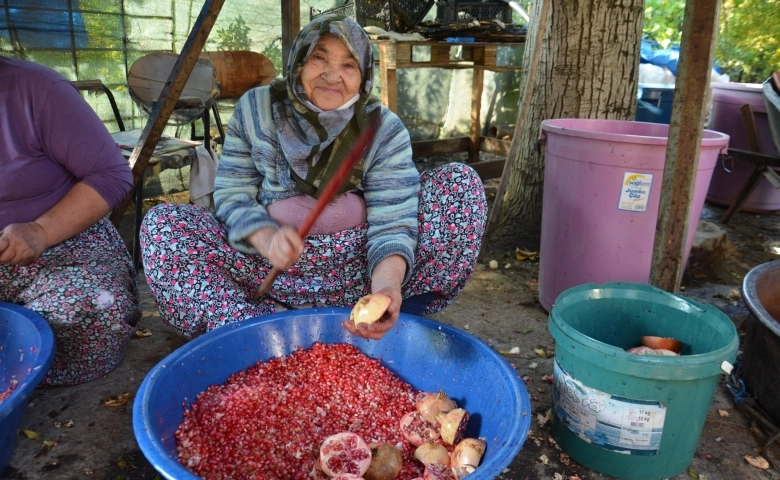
[540,119,729,147]
[742,260,780,337]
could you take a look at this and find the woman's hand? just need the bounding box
[0,222,49,266]
[341,286,402,340]
[248,225,304,270]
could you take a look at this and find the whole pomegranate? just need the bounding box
[363,442,403,480]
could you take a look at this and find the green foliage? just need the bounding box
[643,0,779,83]
[717,0,780,83]
[215,14,252,51]
[260,37,283,76]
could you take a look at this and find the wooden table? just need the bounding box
[373,39,524,179]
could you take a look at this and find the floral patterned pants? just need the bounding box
[0,218,141,386]
[140,163,487,338]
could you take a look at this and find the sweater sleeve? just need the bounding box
[362,107,420,284]
[37,80,132,210]
[214,88,280,254]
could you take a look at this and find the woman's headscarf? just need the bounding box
[269,15,382,199]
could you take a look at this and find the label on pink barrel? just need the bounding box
[618,172,654,212]
[553,360,667,455]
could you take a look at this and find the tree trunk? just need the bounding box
[488,0,644,251]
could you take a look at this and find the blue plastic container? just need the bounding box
[636,83,675,124]
[0,303,56,475]
[133,308,531,479]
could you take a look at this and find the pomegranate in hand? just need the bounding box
[350,294,392,326]
[319,432,372,477]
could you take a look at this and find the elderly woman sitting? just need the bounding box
[140,15,487,340]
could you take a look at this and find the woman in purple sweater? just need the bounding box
[0,56,141,386]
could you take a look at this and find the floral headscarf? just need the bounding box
[269,15,381,199]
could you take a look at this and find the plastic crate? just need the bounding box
[310,0,435,32]
[437,1,513,23]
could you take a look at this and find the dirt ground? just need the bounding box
[3,160,780,480]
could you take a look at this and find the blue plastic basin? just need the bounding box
[0,302,56,475]
[133,308,531,479]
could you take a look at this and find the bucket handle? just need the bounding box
[537,130,547,154]
[718,146,734,173]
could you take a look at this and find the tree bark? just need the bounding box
[488,0,644,251]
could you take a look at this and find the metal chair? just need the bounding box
[128,52,224,151]
[721,76,780,224]
[72,79,125,132]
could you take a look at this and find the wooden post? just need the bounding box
[469,67,485,163]
[649,0,721,292]
[281,0,301,76]
[379,42,398,113]
[109,0,225,227]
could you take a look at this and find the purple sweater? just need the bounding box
[0,56,132,231]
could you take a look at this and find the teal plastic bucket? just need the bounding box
[548,283,738,480]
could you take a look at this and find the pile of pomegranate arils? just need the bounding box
[0,379,18,403]
[175,343,486,480]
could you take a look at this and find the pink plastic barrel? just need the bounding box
[538,119,729,311]
[706,82,780,211]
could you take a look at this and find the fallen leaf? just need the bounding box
[33,440,56,459]
[133,328,153,338]
[534,348,547,358]
[688,468,699,478]
[718,409,729,417]
[745,455,769,469]
[21,429,42,440]
[519,328,534,334]
[103,392,131,407]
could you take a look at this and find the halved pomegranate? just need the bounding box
[400,411,441,446]
[350,294,392,326]
[319,432,373,477]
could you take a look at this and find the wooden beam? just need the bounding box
[469,67,485,163]
[411,137,470,158]
[109,0,225,227]
[379,42,398,113]
[471,159,506,181]
[649,0,721,292]
[281,0,300,76]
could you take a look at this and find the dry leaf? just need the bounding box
[515,247,539,261]
[21,429,42,440]
[534,348,547,358]
[133,328,153,338]
[717,409,729,417]
[687,468,699,479]
[103,392,131,407]
[745,455,769,469]
[34,440,56,459]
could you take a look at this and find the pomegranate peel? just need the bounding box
[400,411,441,446]
[351,294,392,326]
[435,408,470,446]
[423,463,457,480]
[319,432,372,477]
[450,438,486,477]
[414,443,450,467]
[416,391,457,425]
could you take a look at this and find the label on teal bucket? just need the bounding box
[553,360,666,455]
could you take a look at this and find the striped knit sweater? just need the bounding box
[214,86,420,283]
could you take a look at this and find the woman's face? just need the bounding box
[300,34,362,111]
